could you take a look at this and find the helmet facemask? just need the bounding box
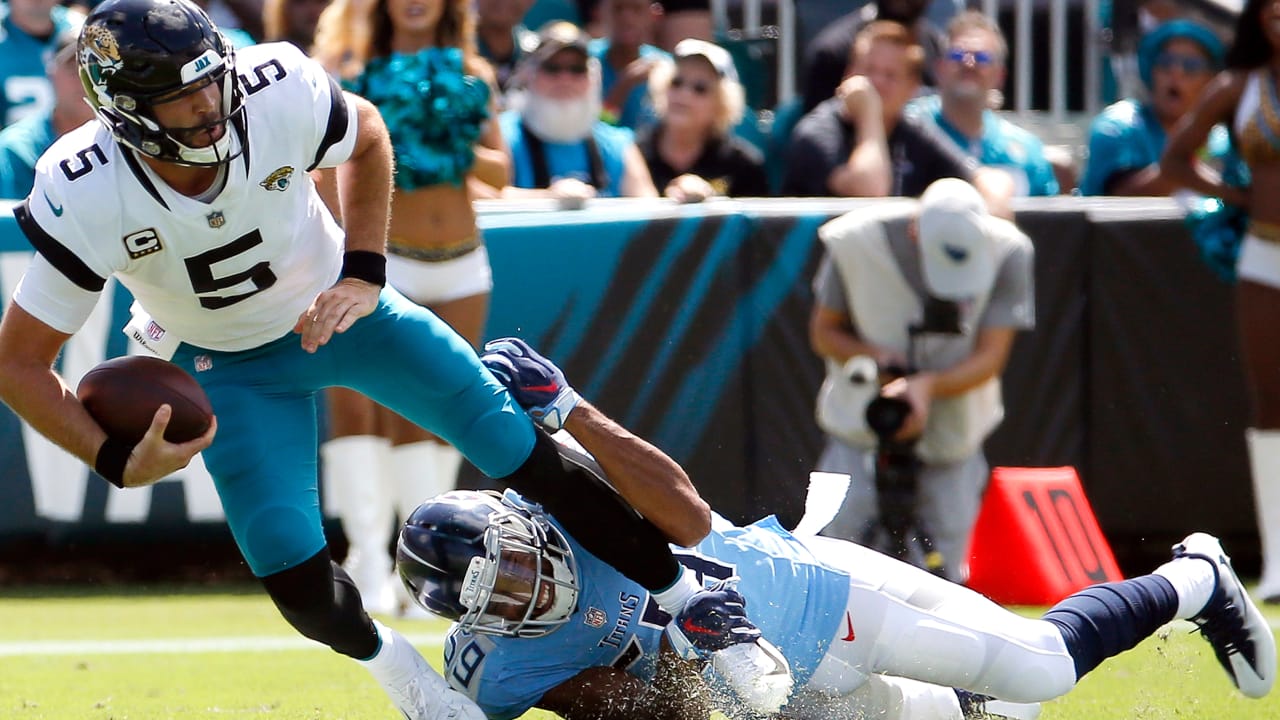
[78,3,246,167]
[397,492,580,638]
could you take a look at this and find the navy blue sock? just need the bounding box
[1041,575,1179,679]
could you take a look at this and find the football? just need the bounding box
[77,356,213,444]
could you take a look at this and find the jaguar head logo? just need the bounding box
[80,25,123,84]
[80,25,124,108]
[260,166,294,192]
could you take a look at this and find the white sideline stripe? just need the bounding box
[0,632,448,657]
[3,619,1280,657]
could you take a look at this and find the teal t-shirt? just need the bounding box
[0,109,54,199]
[1080,99,1244,196]
[907,95,1059,196]
[0,5,81,127]
[589,38,669,131]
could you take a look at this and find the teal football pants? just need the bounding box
[171,287,535,576]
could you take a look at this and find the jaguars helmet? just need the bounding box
[78,0,244,166]
[397,490,579,638]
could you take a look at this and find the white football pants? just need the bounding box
[795,537,1077,706]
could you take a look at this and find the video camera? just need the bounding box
[860,296,963,576]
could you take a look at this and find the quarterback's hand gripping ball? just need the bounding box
[77,356,213,444]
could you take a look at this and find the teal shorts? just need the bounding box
[171,287,535,577]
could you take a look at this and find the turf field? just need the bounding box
[0,583,1277,720]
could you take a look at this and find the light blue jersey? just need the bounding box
[445,510,851,719]
[907,95,1059,196]
[0,5,81,127]
[1080,99,1244,196]
[500,110,634,197]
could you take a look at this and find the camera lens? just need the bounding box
[865,396,911,437]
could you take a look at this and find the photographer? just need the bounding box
[809,179,1034,582]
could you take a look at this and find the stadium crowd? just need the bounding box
[0,0,1246,203]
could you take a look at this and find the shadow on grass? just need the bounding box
[0,582,265,600]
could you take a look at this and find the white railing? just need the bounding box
[709,0,796,104]
[712,0,1105,118]
[989,0,1102,119]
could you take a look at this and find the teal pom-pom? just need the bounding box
[346,47,491,189]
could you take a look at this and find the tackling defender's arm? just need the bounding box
[559,399,709,546]
[481,338,711,546]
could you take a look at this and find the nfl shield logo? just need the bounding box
[584,607,607,628]
[206,211,225,229]
[145,321,165,341]
[194,355,213,372]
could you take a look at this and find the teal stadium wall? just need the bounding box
[0,197,1256,574]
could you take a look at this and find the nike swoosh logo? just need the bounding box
[43,191,63,217]
[841,611,855,642]
[682,618,719,636]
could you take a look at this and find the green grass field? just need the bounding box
[0,584,1277,720]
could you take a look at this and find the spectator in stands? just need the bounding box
[260,0,329,49]
[0,29,92,200]
[809,177,1035,582]
[784,21,1012,208]
[573,0,605,37]
[0,0,82,128]
[476,0,539,96]
[502,21,659,200]
[1161,0,1280,605]
[908,11,1059,197]
[654,0,712,52]
[190,0,258,46]
[637,38,767,201]
[1080,18,1228,196]
[802,0,946,114]
[312,0,508,616]
[592,0,668,129]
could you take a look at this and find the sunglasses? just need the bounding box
[1154,52,1211,74]
[540,62,589,77]
[671,76,711,95]
[945,48,994,66]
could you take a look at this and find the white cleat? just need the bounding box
[711,636,794,715]
[369,622,487,720]
[1173,533,1277,698]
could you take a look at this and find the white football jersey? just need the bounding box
[12,41,358,352]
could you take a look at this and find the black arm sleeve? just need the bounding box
[500,428,682,591]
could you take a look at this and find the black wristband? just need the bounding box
[94,436,134,489]
[341,250,386,287]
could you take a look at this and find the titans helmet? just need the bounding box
[78,0,244,166]
[397,490,580,638]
